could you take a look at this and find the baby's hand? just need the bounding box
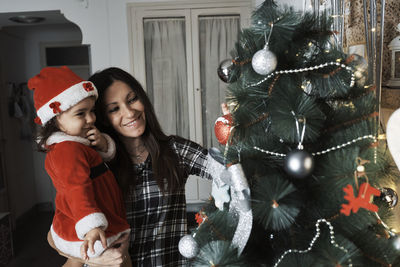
[80,227,107,260]
[87,126,107,152]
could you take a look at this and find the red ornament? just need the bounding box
[340,183,381,216]
[214,113,233,145]
[195,211,207,226]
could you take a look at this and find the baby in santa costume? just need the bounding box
[28,66,131,267]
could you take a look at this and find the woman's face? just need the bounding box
[103,80,146,138]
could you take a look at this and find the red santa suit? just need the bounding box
[45,131,130,258]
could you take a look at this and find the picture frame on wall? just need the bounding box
[348,43,367,59]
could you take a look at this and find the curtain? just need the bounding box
[199,16,240,148]
[144,18,189,138]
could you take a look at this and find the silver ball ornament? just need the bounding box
[217,59,237,83]
[178,234,199,259]
[251,45,277,75]
[284,149,314,179]
[380,187,398,208]
[391,234,400,250]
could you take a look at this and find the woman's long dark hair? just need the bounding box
[89,67,185,195]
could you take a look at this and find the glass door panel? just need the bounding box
[131,4,250,202]
[198,15,240,148]
[143,17,190,139]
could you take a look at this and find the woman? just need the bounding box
[87,67,217,266]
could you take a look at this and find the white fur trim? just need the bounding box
[215,116,231,125]
[46,131,90,146]
[97,134,116,161]
[51,225,130,258]
[37,81,97,125]
[75,212,108,240]
[387,108,400,171]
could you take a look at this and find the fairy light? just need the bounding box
[246,61,355,88]
[253,135,376,157]
[273,219,352,267]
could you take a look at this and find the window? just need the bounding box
[129,0,251,202]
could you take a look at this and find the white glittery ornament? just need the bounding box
[251,45,277,75]
[178,234,199,259]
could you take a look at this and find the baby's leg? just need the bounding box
[62,258,83,267]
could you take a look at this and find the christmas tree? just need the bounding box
[178,1,400,266]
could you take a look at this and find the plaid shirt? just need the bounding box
[125,137,211,266]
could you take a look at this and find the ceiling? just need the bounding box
[0,10,71,28]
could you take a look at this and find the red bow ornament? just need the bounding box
[34,116,42,125]
[49,101,62,114]
[83,82,94,92]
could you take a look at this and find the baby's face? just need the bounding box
[56,97,96,138]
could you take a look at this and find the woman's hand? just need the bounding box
[86,233,130,267]
[80,227,107,260]
[48,230,130,267]
[221,102,229,115]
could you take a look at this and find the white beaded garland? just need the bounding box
[246,61,355,89]
[273,219,352,267]
[253,135,377,158]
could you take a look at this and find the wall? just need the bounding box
[0,23,82,220]
[0,30,36,220]
[0,0,109,72]
[0,0,312,222]
[0,0,304,75]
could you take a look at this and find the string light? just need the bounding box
[254,135,376,157]
[273,219,352,267]
[246,61,355,88]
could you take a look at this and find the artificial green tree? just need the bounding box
[183,1,400,266]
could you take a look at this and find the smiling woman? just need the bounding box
[85,67,219,266]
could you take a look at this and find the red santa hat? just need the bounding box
[28,66,98,125]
